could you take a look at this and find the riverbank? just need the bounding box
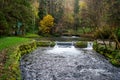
[0,36,119,80]
[0,37,35,80]
[94,40,120,67]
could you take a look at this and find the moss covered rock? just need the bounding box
[36,41,55,47]
[110,59,120,67]
[75,41,87,48]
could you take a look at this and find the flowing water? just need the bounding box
[20,42,120,80]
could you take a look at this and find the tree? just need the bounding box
[38,0,64,34]
[74,0,80,31]
[63,0,74,30]
[39,14,54,34]
[86,0,120,49]
[38,0,47,20]
[0,0,36,36]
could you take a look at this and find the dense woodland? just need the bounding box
[0,0,120,47]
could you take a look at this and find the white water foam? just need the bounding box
[84,42,93,50]
[47,42,81,55]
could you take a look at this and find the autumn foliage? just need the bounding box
[39,14,54,34]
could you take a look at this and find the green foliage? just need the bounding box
[39,14,54,34]
[116,28,120,42]
[38,0,47,20]
[0,39,58,80]
[1,40,36,80]
[94,44,120,67]
[0,11,8,35]
[36,41,55,47]
[38,7,46,20]
[75,41,87,48]
[94,26,113,39]
[24,33,40,38]
[74,0,80,31]
[19,41,36,55]
[38,0,64,23]
[0,0,35,36]
[107,0,120,27]
[110,59,120,67]
[77,27,92,34]
[114,51,120,59]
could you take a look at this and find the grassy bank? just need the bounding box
[0,37,31,51]
[0,36,56,80]
[1,36,119,79]
[0,37,35,80]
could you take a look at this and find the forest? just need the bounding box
[0,0,120,79]
[0,0,120,41]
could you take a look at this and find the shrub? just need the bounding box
[110,59,120,67]
[114,51,120,60]
[19,41,36,56]
[94,26,113,39]
[39,14,54,34]
[94,44,120,67]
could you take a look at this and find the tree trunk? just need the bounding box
[112,33,120,49]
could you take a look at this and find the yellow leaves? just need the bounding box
[42,14,54,27]
[39,14,54,34]
[79,1,87,9]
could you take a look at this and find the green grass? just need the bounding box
[0,37,31,51]
[77,27,92,34]
[23,33,41,38]
[0,40,36,80]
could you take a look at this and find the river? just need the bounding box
[20,42,120,80]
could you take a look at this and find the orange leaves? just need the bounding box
[39,14,54,34]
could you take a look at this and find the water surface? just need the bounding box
[20,47,120,80]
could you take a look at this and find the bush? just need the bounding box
[39,14,54,34]
[114,51,120,60]
[19,41,36,55]
[94,26,113,39]
[110,59,120,67]
[94,44,120,67]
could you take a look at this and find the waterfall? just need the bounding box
[86,42,93,49]
[54,41,74,48]
[48,41,80,55]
